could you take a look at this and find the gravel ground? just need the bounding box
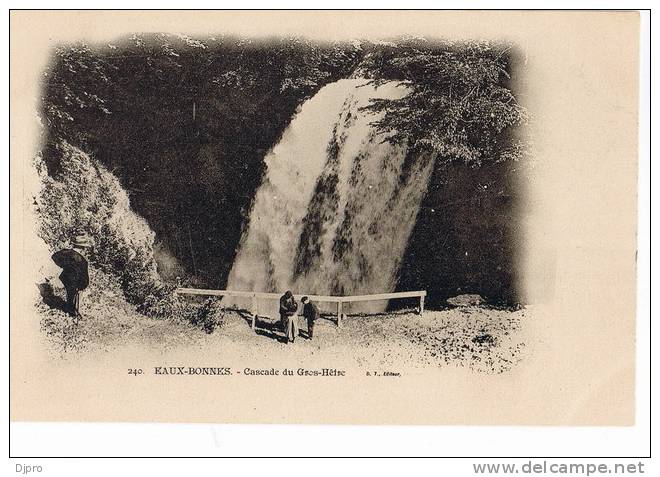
[38,270,201,356]
[38,278,528,373]
[212,306,528,374]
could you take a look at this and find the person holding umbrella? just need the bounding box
[51,233,93,320]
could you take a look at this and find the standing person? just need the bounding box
[279,290,298,343]
[300,296,319,340]
[51,233,92,321]
[285,308,300,344]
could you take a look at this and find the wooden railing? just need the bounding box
[175,288,426,329]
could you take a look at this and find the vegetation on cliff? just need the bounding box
[38,34,529,309]
[40,35,363,287]
[35,140,223,331]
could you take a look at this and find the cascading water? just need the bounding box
[227,78,435,313]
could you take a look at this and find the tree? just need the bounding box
[361,39,528,168]
[359,39,530,305]
[39,34,364,286]
[41,44,113,158]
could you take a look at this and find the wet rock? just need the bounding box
[446,294,485,307]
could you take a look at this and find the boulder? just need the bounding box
[446,294,485,307]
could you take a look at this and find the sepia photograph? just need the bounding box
[10,9,641,433]
[34,32,529,373]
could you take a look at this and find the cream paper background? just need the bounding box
[10,10,639,425]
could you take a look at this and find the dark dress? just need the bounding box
[52,249,89,317]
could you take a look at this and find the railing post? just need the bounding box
[251,294,257,330]
[177,288,428,327]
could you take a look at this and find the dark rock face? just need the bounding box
[40,35,363,289]
[41,37,525,308]
[394,159,522,308]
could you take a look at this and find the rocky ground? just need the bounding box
[222,307,528,374]
[37,270,201,356]
[38,278,528,373]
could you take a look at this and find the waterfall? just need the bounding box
[227,78,435,313]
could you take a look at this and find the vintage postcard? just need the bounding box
[10,10,639,425]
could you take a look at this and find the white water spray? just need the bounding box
[227,79,435,312]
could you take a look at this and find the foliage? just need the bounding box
[361,39,528,167]
[140,290,224,333]
[140,284,194,320]
[40,34,363,287]
[38,34,530,305]
[35,141,228,328]
[188,299,226,334]
[358,39,530,305]
[41,44,113,147]
[35,140,162,305]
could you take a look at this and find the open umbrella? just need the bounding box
[51,249,86,269]
[52,249,89,291]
